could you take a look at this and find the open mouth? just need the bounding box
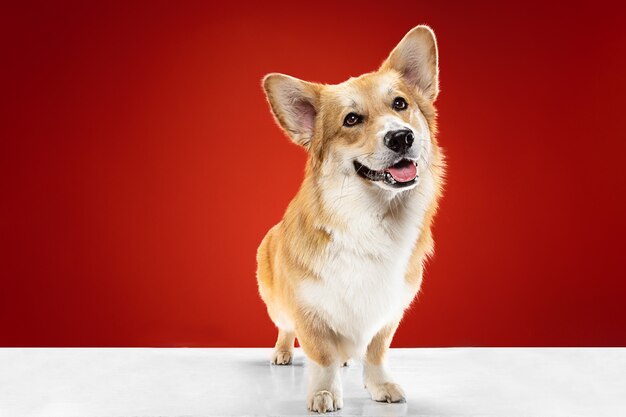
[353,158,418,188]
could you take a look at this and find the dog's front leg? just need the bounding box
[297,318,343,413]
[363,322,406,403]
[307,359,342,413]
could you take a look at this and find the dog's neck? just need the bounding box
[310,169,433,238]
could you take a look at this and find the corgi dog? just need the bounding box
[256,25,444,413]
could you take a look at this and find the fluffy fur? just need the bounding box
[257,25,445,412]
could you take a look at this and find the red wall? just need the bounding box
[2,1,625,347]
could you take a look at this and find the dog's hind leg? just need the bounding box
[271,329,295,365]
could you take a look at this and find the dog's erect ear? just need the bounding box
[381,25,439,102]
[262,73,321,148]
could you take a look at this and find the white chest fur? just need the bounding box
[296,170,435,354]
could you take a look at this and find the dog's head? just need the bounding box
[263,26,439,193]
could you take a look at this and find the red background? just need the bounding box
[1,1,625,347]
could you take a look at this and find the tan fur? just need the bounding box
[256,26,445,411]
[258,78,444,361]
[365,322,400,366]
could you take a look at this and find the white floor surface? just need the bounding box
[0,348,624,417]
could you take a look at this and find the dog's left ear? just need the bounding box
[381,25,439,102]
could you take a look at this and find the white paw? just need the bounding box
[368,382,406,403]
[271,350,293,365]
[307,390,343,413]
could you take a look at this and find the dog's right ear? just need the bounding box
[262,73,321,148]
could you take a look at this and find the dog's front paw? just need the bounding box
[307,390,343,413]
[368,382,406,403]
[271,350,293,365]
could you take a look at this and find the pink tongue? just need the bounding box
[387,162,417,182]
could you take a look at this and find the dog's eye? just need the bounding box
[343,112,362,127]
[392,97,408,111]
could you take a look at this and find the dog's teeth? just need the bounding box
[384,172,396,184]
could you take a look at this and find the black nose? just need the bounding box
[384,129,414,153]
